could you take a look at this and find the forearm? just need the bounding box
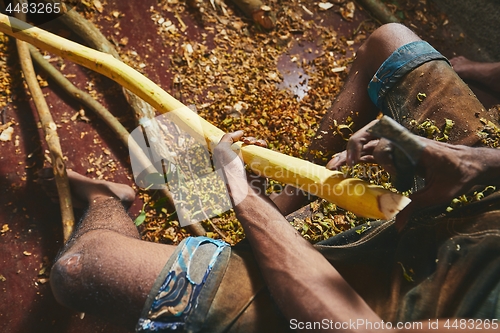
[217,136,500,333]
[230,175,380,331]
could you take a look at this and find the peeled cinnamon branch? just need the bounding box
[44,0,170,156]
[42,1,206,235]
[28,45,175,208]
[0,14,410,220]
[29,47,206,236]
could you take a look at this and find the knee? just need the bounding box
[50,253,84,309]
[367,23,416,44]
[356,23,420,71]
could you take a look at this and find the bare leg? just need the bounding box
[272,23,422,215]
[39,168,136,208]
[450,56,500,93]
[46,170,176,330]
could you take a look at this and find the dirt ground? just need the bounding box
[0,1,498,332]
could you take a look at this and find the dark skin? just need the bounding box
[214,130,500,333]
[44,127,500,333]
[271,23,423,216]
[43,170,177,329]
[272,26,500,222]
[450,56,500,93]
[325,119,500,230]
[45,23,500,332]
[211,23,500,331]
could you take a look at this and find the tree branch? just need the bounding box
[0,14,411,220]
[14,5,74,242]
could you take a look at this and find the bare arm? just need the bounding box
[214,132,380,333]
[214,131,500,333]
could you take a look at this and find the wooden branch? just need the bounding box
[41,3,207,235]
[28,45,206,236]
[355,0,400,24]
[28,46,174,207]
[45,0,120,57]
[0,15,411,220]
[14,7,74,242]
[229,0,276,29]
[44,0,171,163]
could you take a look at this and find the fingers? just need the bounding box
[372,138,397,174]
[326,139,380,170]
[346,119,379,166]
[215,131,240,164]
[215,131,245,163]
[219,131,267,148]
[326,151,347,170]
[219,130,244,144]
[242,136,267,147]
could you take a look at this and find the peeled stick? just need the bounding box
[0,14,410,220]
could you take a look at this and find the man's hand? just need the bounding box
[213,131,249,206]
[326,120,381,169]
[213,131,270,205]
[396,140,481,228]
[213,130,245,172]
[213,131,268,173]
[327,120,486,230]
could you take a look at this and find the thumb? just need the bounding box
[219,130,244,144]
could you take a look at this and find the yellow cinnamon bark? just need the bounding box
[0,14,410,219]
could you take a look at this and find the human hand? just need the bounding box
[325,119,483,230]
[326,120,396,173]
[395,140,479,228]
[213,131,270,204]
[213,131,269,175]
[213,130,243,160]
[241,136,267,147]
[213,131,249,206]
